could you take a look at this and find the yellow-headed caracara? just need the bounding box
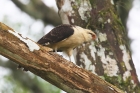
[37,24,96,61]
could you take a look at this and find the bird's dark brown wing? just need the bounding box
[37,24,74,45]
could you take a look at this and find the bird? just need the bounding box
[37,24,96,61]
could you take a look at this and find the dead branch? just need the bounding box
[11,0,61,26]
[0,22,124,93]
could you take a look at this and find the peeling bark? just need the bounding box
[56,0,140,92]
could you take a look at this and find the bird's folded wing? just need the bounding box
[37,24,74,45]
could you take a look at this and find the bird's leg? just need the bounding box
[69,56,72,62]
[17,65,22,69]
[54,48,63,57]
[67,49,73,62]
[54,48,57,53]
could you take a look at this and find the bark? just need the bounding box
[56,0,140,92]
[11,0,61,26]
[0,22,124,93]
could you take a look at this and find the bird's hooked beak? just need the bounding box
[92,33,96,40]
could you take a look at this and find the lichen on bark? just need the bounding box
[56,0,140,92]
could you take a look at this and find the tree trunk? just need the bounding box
[56,0,140,92]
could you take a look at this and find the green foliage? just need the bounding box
[1,73,61,93]
[37,77,61,93]
[3,75,32,93]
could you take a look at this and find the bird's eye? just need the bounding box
[88,32,96,39]
[88,32,93,35]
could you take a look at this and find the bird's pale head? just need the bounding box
[83,29,96,42]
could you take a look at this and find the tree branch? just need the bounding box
[11,0,61,26]
[0,22,124,93]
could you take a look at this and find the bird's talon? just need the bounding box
[17,65,22,69]
[23,68,28,72]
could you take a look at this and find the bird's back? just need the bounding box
[37,24,74,45]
